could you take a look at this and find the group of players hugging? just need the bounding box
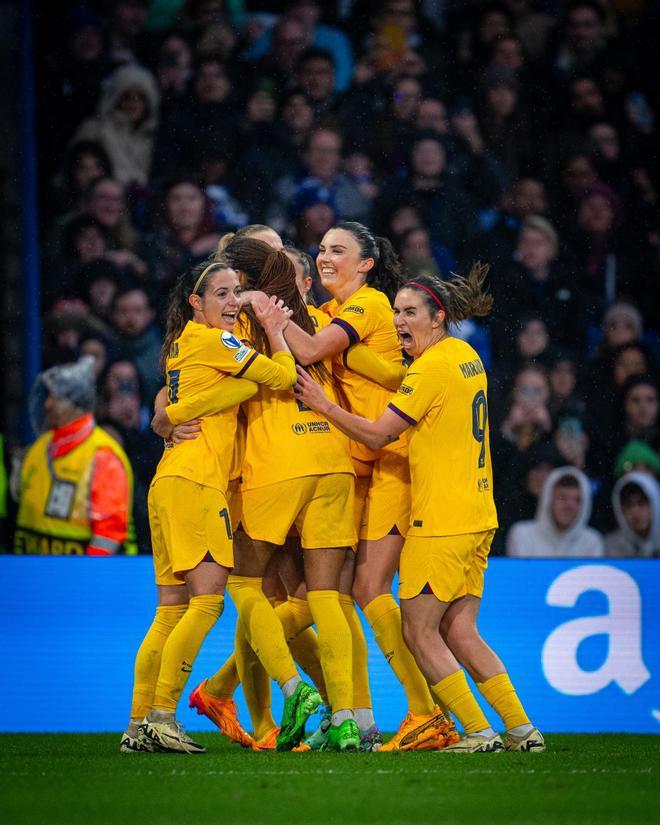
[120,220,544,756]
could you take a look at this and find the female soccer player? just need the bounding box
[282,222,452,751]
[166,240,363,752]
[121,259,305,754]
[294,266,545,753]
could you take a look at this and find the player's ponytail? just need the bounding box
[160,259,230,370]
[334,221,404,305]
[223,237,329,382]
[402,263,493,327]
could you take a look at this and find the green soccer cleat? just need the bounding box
[303,705,332,750]
[321,719,361,752]
[276,682,323,751]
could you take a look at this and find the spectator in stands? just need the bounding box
[141,178,220,290]
[268,126,371,235]
[111,285,162,404]
[379,133,477,259]
[106,0,150,67]
[613,440,660,481]
[247,17,308,98]
[494,217,586,353]
[619,375,660,450]
[152,54,243,180]
[83,176,137,252]
[295,48,341,119]
[50,140,113,217]
[507,466,603,556]
[72,64,160,186]
[605,472,660,557]
[13,357,136,556]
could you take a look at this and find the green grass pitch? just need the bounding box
[1,734,658,825]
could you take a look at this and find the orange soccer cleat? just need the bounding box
[189,680,254,749]
[379,707,457,752]
[252,726,280,751]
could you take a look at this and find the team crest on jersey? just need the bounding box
[220,331,242,350]
[344,305,365,314]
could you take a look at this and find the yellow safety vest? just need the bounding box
[13,425,137,556]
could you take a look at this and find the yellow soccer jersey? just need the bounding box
[323,284,407,461]
[387,337,498,537]
[154,320,295,492]
[241,306,354,490]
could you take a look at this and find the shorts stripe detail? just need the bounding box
[236,351,258,377]
[388,402,417,426]
[331,317,360,345]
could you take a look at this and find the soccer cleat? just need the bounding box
[252,727,280,751]
[119,731,155,753]
[276,681,323,751]
[359,724,383,752]
[440,733,505,753]
[189,680,254,748]
[503,727,546,753]
[292,742,311,752]
[379,708,448,752]
[141,717,206,754]
[303,705,332,750]
[321,719,361,752]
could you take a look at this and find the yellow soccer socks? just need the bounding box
[431,670,489,734]
[234,617,277,740]
[226,575,299,688]
[339,594,372,711]
[477,673,530,730]
[130,603,188,720]
[152,595,224,713]
[306,590,353,713]
[363,594,435,716]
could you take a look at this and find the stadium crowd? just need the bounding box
[6,0,660,557]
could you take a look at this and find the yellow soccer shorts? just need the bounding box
[226,477,243,531]
[241,473,357,549]
[149,476,234,586]
[353,451,411,542]
[398,529,496,602]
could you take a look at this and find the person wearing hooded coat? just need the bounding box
[506,465,603,557]
[13,357,136,556]
[72,64,160,186]
[604,471,660,558]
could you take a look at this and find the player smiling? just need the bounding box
[122,260,300,754]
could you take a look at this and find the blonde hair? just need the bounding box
[522,216,559,257]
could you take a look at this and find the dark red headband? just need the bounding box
[404,281,446,314]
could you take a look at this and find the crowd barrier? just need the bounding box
[1,557,658,733]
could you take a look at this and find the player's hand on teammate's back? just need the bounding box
[171,420,202,443]
[294,366,329,413]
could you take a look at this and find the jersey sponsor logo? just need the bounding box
[344,304,365,314]
[398,383,414,395]
[291,421,332,435]
[233,345,251,363]
[220,331,242,350]
[458,358,485,379]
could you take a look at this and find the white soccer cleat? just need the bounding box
[503,727,546,753]
[119,720,157,753]
[440,733,505,753]
[141,717,206,754]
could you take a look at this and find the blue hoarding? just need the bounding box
[1,557,658,733]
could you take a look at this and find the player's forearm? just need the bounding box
[245,351,297,390]
[316,397,393,450]
[344,344,406,391]
[283,321,324,365]
[164,378,259,424]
